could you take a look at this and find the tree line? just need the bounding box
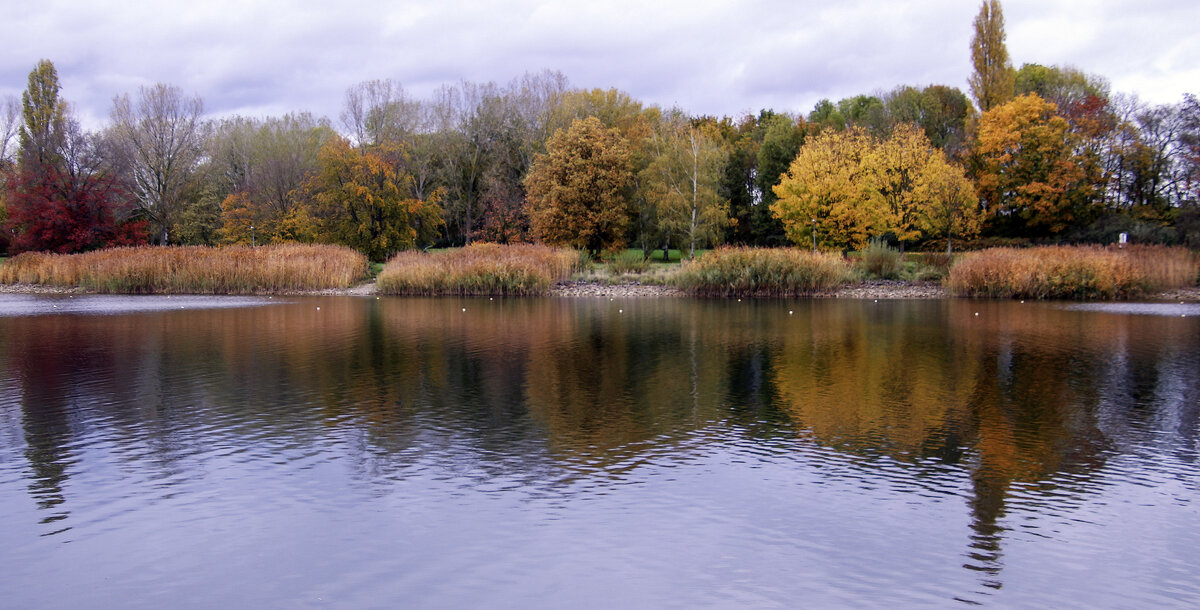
[2,0,1198,260]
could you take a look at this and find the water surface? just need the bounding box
[1,296,1197,607]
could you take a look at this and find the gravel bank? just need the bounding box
[3,280,1197,301]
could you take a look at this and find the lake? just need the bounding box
[1,294,1198,607]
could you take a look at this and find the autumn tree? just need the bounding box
[468,72,569,244]
[303,138,442,261]
[913,156,981,253]
[525,116,634,258]
[109,83,207,244]
[969,0,1015,112]
[863,123,946,247]
[772,128,880,250]
[971,94,1104,235]
[774,125,979,250]
[641,110,730,259]
[4,119,146,253]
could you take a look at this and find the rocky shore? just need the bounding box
[3,279,1198,301]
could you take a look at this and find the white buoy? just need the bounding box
[316,307,320,311]
[789,310,794,315]
[975,312,979,316]
[462,307,466,312]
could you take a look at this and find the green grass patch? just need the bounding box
[673,246,850,297]
[0,244,369,294]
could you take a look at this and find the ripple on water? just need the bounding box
[1,297,1199,607]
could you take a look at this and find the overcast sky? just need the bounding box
[5,0,1197,130]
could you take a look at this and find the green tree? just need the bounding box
[525,117,634,258]
[809,99,846,132]
[718,113,762,246]
[969,0,1015,112]
[884,85,974,157]
[1015,64,1108,111]
[839,95,889,136]
[17,60,67,172]
[753,113,804,244]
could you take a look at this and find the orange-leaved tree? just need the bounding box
[525,116,634,259]
[971,93,1103,236]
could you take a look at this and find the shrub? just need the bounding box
[673,247,850,297]
[0,244,368,293]
[859,238,903,279]
[376,243,578,296]
[946,245,1199,300]
[607,251,651,275]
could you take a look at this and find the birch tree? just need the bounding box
[642,110,729,259]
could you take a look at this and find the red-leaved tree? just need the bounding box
[3,161,147,254]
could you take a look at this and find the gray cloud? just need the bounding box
[4,0,1196,131]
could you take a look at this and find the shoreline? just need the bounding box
[3,280,1197,301]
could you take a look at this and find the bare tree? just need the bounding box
[109,83,207,244]
[340,79,421,148]
[0,95,20,165]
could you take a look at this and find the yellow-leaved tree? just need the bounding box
[771,128,880,250]
[773,125,978,250]
[913,156,981,254]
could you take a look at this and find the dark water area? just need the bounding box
[0,294,1198,607]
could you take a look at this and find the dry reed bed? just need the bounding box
[673,247,851,297]
[376,243,579,296]
[947,245,1200,299]
[0,244,368,293]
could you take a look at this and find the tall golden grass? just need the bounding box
[947,245,1200,299]
[0,244,368,293]
[376,243,580,296]
[673,247,851,297]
